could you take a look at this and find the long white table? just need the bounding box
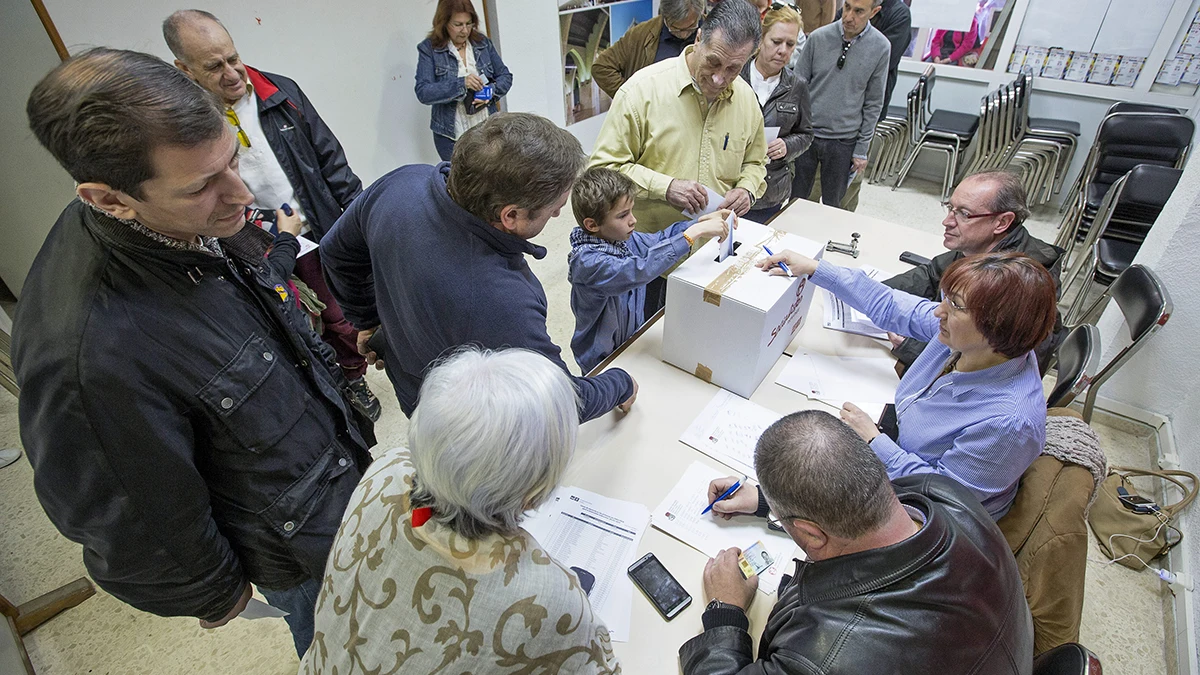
[567,198,945,671]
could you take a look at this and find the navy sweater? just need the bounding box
[321,163,634,421]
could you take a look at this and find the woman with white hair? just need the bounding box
[300,348,619,673]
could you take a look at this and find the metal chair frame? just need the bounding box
[1045,323,1101,409]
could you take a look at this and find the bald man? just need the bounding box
[164,10,380,421]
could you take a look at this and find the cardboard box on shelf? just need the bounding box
[662,219,823,398]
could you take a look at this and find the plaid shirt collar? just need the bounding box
[569,227,631,258]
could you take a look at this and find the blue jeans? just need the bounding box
[261,577,322,658]
[434,133,455,162]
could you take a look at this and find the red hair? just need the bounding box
[428,0,486,49]
[940,252,1057,359]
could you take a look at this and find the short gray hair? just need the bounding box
[408,347,579,539]
[755,411,894,539]
[162,9,225,61]
[660,0,706,25]
[969,170,1030,229]
[448,113,586,224]
[700,0,762,51]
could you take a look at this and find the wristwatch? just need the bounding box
[705,599,742,613]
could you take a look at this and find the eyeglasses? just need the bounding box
[939,289,971,313]
[837,40,852,69]
[941,201,1005,223]
[665,16,701,37]
[224,108,251,148]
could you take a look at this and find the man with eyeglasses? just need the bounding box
[593,0,708,98]
[680,410,1034,674]
[163,10,381,421]
[883,171,1066,375]
[791,0,890,209]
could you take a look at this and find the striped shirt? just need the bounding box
[810,261,1046,519]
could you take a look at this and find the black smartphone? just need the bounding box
[899,251,931,267]
[628,552,692,620]
[365,328,388,363]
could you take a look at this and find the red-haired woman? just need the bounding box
[759,250,1057,520]
[415,0,513,161]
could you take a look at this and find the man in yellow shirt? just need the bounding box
[590,0,768,316]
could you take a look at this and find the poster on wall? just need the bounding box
[560,0,654,126]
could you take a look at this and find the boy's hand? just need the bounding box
[686,209,735,243]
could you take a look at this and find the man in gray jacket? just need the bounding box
[679,411,1033,675]
[791,0,890,209]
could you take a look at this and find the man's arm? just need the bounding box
[855,49,889,159]
[589,89,676,201]
[318,193,378,331]
[20,370,246,622]
[592,33,634,99]
[291,84,363,209]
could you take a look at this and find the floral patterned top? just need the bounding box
[299,447,621,674]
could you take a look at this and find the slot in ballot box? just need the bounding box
[662,219,824,397]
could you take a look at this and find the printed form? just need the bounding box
[679,389,784,480]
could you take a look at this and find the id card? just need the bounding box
[738,541,774,578]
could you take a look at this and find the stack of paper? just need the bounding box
[822,265,887,339]
[523,486,650,642]
[652,462,802,596]
[776,350,897,421]
[679,389,784,480]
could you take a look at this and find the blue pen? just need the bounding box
[281,203,294,216]
[723,133,729,150]
[763,245,791,276]
[701,476,746,515]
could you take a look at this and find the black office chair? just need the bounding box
[1062,164,1183,322]
[1032,642,1103,674]
[1046,324,1100,409]
[1107,102,1184,115]
[1071,265,1172,423]
[893,69,980,200]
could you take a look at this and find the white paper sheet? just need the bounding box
[239,598,289,620]
[1088,53,1118,85]
[1157,57,1189,86]
[764,126,781,144]
[909,0,976,31]
[1063,52,1094,82]
[775,350,897,421]
[523,486,650,642]
[679,389,784,479]
[821,265,887,339]
[683,186,724,219]
[1112,56,1144,87]
[1182,58,1200,85]
[652,462,802,595]
[1041,49,1069,79]
[717,211,737,262]
[296,236,319,258]
[1007,45,1028,73]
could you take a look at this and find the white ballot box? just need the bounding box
[662,219,823,398]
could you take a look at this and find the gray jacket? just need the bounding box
[740,62,814,209]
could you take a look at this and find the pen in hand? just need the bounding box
[701,476,746,515]
[763,245,791,276]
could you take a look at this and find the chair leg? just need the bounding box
[893,143,923,190]
[1064,269,1097,326]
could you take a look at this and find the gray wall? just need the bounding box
[0,2,77,297]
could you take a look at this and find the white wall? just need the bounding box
[0,2,79,297]
[42,0,445,185]
[1088,157,1200,668]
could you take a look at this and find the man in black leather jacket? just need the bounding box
[14,48,373,657]
[883,170,1066,375]
[680,410,1033,675]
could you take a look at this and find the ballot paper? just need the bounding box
[652,462,801,595]
[1112,56,1145,88]
[1088,54,1118,85]
[717,211,737,262]
[821,265,887,339]
[523,486,649,642]
[683,186,724,219]
[679,389,784,479]
[776,350,897,421]
[239,598,289,620]
[764,126,781,144]
[296,236,319,258]
[1063,52,1094,83]
[1183,58,1200,86]
[1007,45,1028,73]
[1040,49,1069,80]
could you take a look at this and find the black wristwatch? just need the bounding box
[705,599,742,613]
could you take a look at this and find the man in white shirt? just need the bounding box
[164,10,380,420]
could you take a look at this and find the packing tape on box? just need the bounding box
[702,229,787,307]
[694,363,713,382]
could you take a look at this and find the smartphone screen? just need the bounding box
[628,553,691,620]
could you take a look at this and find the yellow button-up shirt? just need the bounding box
[589,46,768,233]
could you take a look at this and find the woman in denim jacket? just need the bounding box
[416,0,514,160]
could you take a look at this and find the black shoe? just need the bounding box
[347,377,382,422]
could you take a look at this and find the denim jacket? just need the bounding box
[415,36,513,138]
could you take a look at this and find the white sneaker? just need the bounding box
[0,448,22,470]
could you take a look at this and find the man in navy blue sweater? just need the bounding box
[321,113,637,421]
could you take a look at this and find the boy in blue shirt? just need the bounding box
[568,168,732,373]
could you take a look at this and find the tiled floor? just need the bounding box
[0,179,1175,673]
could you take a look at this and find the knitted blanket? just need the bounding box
[1044,415,1108,512]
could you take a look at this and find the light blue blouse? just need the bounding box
[810,261,1046,519]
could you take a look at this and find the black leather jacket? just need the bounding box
[883,224,1067,374]
[13,201,374,622]
[679,475,1034,675]
[739,62,814,209]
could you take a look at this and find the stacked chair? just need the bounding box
[1062,164,1182,321]
[892,66,980,200]
[867,70,928,185]
[1055,104,1193,252]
